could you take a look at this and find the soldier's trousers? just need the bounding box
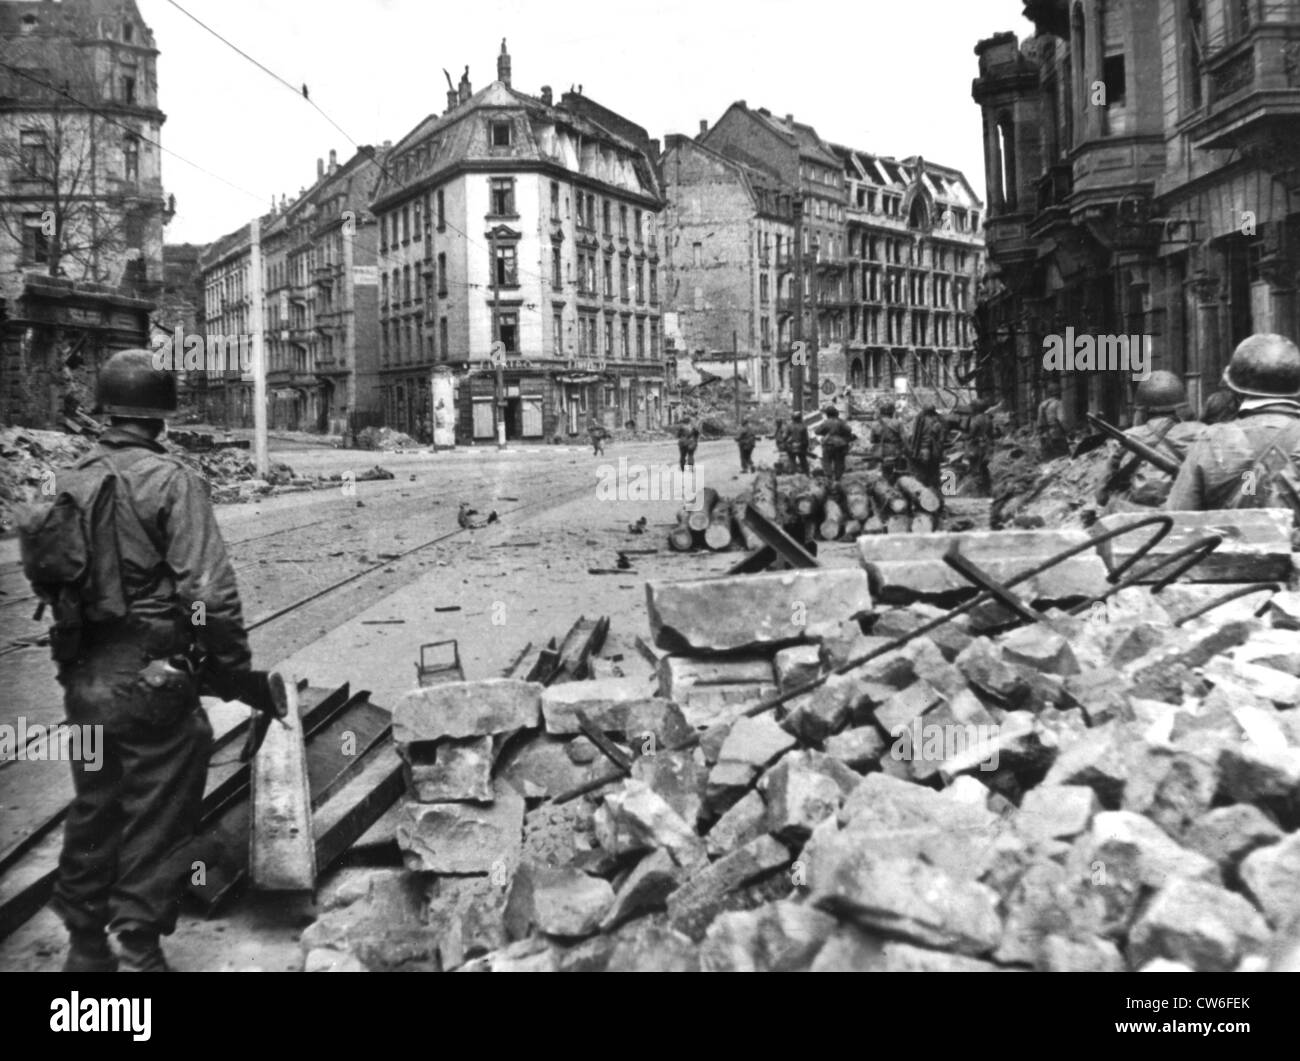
[51,630,212,937]
[738,444,755,472]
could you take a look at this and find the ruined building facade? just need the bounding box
[369,44,666,442]
[0,0,168,426]
[974,0,1300,425]
[667,102,984,408]
[199,148,384,433]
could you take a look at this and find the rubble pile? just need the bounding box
[354,425,419,451]
[300,528,1300,972]
[990,429,1114,530]
[0,427,94,533]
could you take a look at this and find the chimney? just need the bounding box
[698,119,708,135]
[458,66,472,103]
[540,85,552,105]
[497,38,511,86]
[317,157,324,179]
[447,89,458,111]
[785,114,793,125]
[648,138,661,159]
[329,148,338,172]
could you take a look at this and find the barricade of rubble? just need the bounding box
[301,513,1300,972]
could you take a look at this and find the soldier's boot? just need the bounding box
[63,928,118,973]
[116,929,171,973]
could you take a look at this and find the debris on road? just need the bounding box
[298,520,1300,971]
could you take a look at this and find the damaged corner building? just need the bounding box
[302,509,1300,973]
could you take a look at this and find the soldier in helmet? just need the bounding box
[1097,370,1204,509]
[1168,334,1300,517]
[813,404,854,483]
[39,350,285,972]
[964,397,995,495]
[908,401,947,493]
[870,400,906,479]
[1036,382,1069,458]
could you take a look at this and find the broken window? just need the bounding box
[490,178,515,216]
[498,311,518,352]
[494,243,518,286]
[23,212,49,263]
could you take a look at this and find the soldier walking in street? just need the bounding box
[20,349,287,972]
[784,412,811,475]
[735,419,757,473]
[676,416,700,471]
[908,401,947,493]
[814,405,854,483]
[1036,382,1070,458]
[870,400,906,480]
[1168,334,1300,526]
[588,417,607,456]
[964,397,995,495]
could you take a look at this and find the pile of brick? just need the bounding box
[990,428,1115,530]
[0,427,94,533]
[301,518,1300,972]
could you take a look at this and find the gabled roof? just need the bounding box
[372,80,660,208]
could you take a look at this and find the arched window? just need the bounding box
[908,197,930,230]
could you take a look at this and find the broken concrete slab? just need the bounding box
[1128,877,1271,972]
[593,779,706,869]
[858,528,1109,601]
[717,714,798,770]
[1120,743,1220,840]
[1097,509,1296,584]
[705,790,768,857]
[759,750,860,843]
[993,859,1104,967]
[396,781,525,874]
[1238,831,1300,927]
[1016,785,1099,843]
[677,682,779,730]
[1041,723,1130,807]
[1063,670,1135,726]
[631,748,707,827]
[1204,655,1300,707]
[656,655,776,700]
[1183,804,1283,876]
[646,567,872,654]
[823,725,887,770]
[599,849,682,930]
[955,637,1031,706]
[773,644,822,692]
[604,919,701,971]
[540,677,689,743]
[872,679,944,736]
[503,863,616,940]
[699,900,838,972]
[665,835,791,941]
[404,737,494,803]
[425,874,510,969]
[1265,590,1300,630]
[999,625,1080,677]
[813,850,1003,957]
[392,679,542,744]
[781,670,872,744]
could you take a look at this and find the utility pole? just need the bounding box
[791,195,805,416]
[490,229,506,449]
[809,236,821,403]
[249,215,268,477]
[732,329,740,427]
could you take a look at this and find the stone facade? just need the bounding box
[369,44,667,444]
[974,0,1300,425]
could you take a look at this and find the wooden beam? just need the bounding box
[250,672,316,891]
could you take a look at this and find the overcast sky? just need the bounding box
[149,0,1036,246]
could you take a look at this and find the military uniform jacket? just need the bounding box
[1166,407,1300,511]
[78,428,251,673]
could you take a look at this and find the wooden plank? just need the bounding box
[249,673,317,891]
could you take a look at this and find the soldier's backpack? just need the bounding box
[16,452,133,662]
[1230,417,1300,516]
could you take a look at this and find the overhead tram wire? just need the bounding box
[165,0,372,172]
